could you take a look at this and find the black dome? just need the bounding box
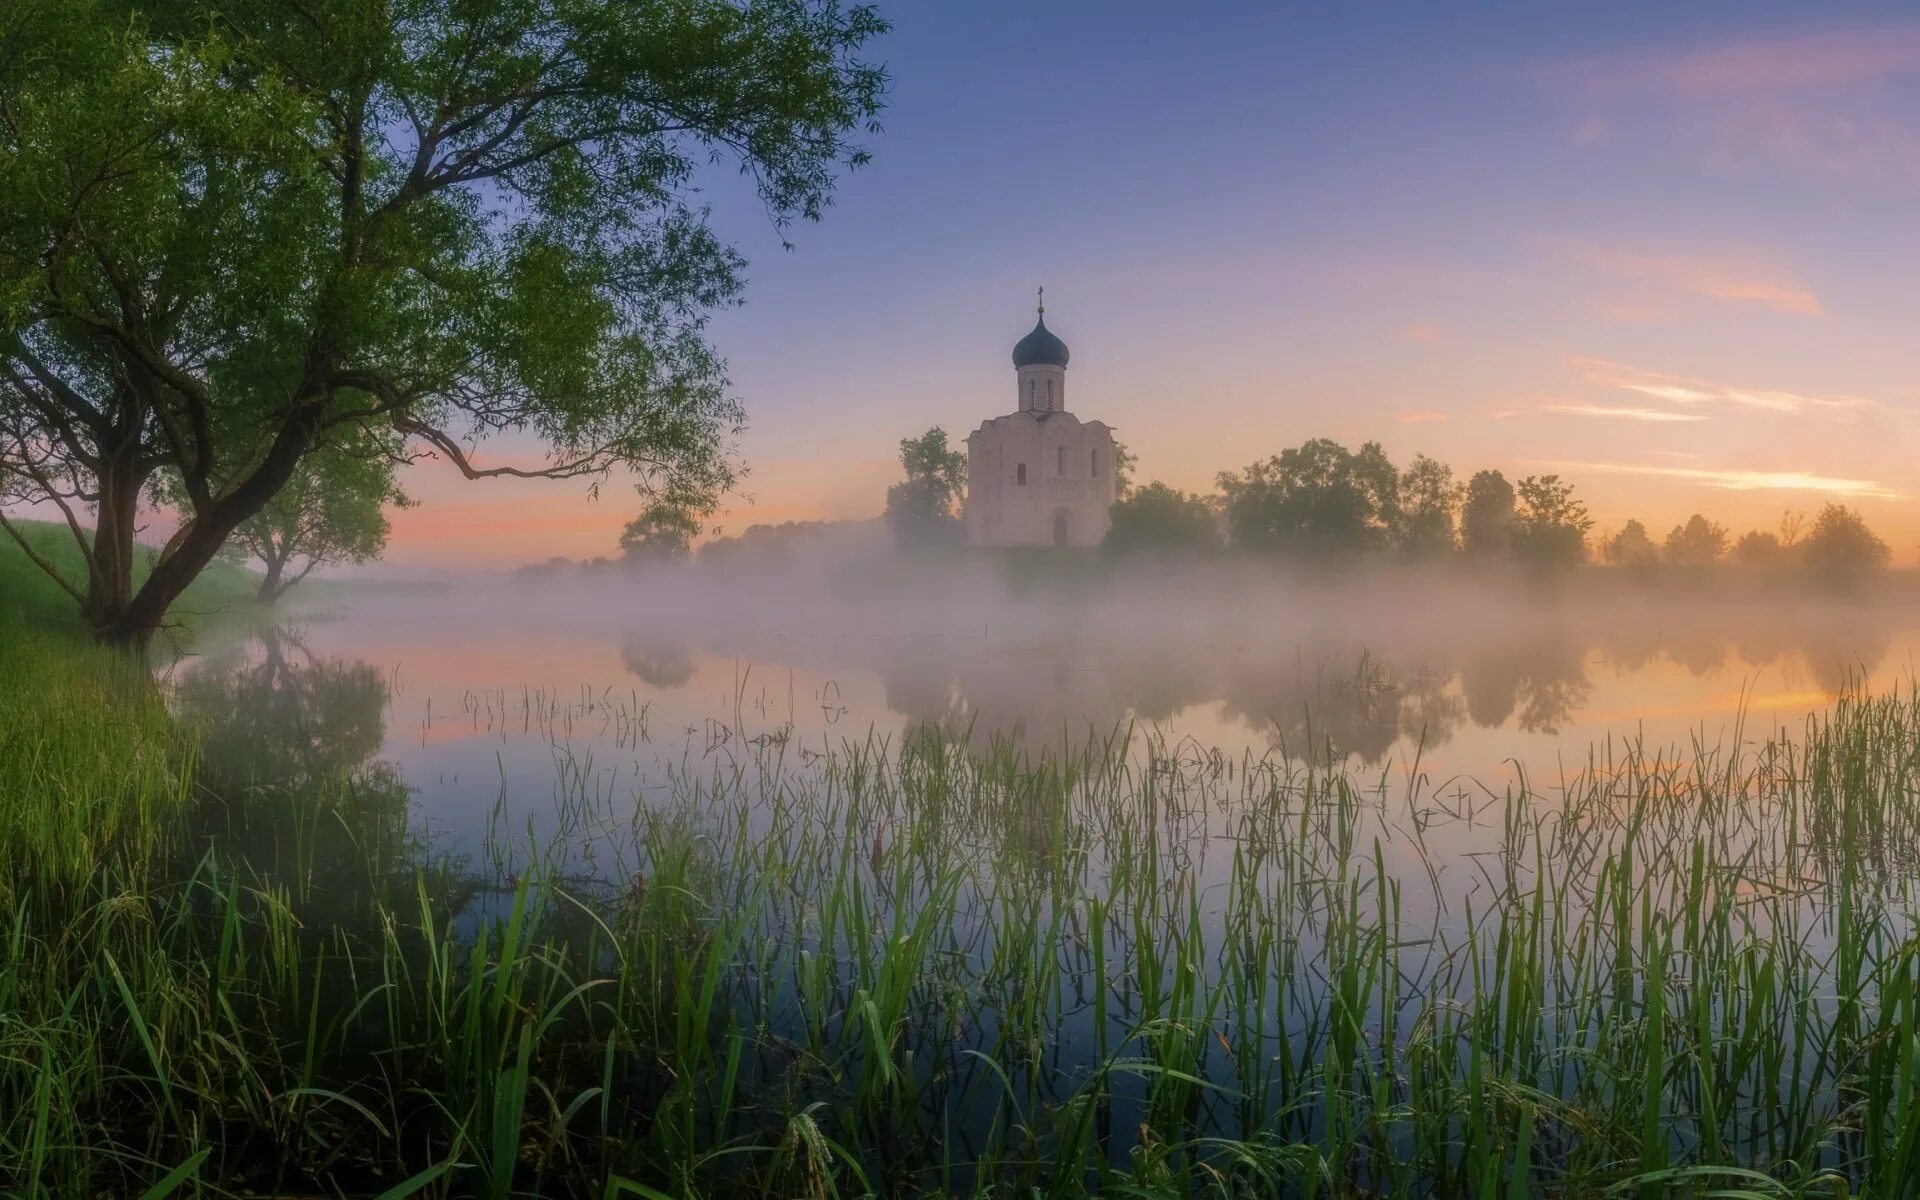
[1012,316,1069,369]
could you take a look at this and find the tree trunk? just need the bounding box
[82,443,145,636]
[96,412,319,655]
[257,555,285,604]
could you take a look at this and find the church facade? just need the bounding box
[965,298,1117,548]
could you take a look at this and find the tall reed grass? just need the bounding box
[6,628,1920,1197]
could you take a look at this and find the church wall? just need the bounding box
[966,414,1115,548]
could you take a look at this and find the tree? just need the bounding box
[1510,475,1592,568]
[1103,482,1218,555]
[1603,520,1660,569]
[0,0,888,650]
[619,500,703,568]
[1218,439,1399,556]
[1800,503,1890,582]
[232,444,410,603]
[1112,442,1140,499]
[1731,529,1787,568]
[1396,454,1462,557]
[1663,514,1728,568]
[885,427,967,549]
[1460,470,1517,556]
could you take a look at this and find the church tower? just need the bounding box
[965,292,1117,548]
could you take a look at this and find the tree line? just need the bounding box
[882,428,1897,580]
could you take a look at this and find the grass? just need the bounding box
[6,571,1920,1193]
[0,517,263,636]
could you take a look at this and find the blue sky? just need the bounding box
[396,1,1920,562]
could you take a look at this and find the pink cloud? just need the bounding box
[1552,241,1822,315]
[1556,27,1920,95]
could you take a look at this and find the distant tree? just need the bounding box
[1460,470,1517,556]
[1731,530,1787,569]
[1113,442,1140,499]
[1603,520,1660,569]
[1218,438,1399,556]
[1104,482,1219,555]
[1396,454,1463,557]
[885,428,967,549]
[1779,510,1807,551]
[1801,503,1890,582]
[1510,475,1592,568]
[230,448,410,603]
[1663,514,1729,568]
[619,500,703,567]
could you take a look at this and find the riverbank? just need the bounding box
[5,535,1920,1196]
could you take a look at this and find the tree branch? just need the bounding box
[0,511,86,605]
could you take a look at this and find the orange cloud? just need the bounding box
[1542,404,1705,423]
[1543,461,1898,500]
[1570,357,1884,414]
[1396,410,1449,423]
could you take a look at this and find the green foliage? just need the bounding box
[619,499,702,567]
[0,0,889,645]
[1663,513,1729,568]
[0,519,257,634]
[1460,469,1516,556]
[1605,519,1661,568]
[885,427,966,549]
[1511,474,1593,568]
[1218,438,1399,556]
[1801,503,1890,581]
[227,443,411,602]
[1103,481,1218,555]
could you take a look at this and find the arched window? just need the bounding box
[1056,446,1066,475]
[1091,449,1100,477]
[1016,463,1027,486]
[1046,379,1054,410]
[1027,379,1035,408]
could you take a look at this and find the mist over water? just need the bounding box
[175,551,1920,862]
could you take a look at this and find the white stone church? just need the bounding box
[965,296,1117,547]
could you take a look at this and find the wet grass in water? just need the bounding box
[7,629,1920,1195]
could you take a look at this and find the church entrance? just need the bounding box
[1052,509,1071,547]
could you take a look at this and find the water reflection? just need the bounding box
[173,628,425,910]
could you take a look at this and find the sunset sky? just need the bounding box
[389,1,1920,566]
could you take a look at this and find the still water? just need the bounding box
[169,575,1919,867]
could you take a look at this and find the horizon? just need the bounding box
[370,1,1920,568]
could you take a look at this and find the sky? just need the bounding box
[388,0,1920,566]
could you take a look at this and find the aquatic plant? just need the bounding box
[6,633,1920,1196]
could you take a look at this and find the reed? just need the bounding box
[6,626,1920,1196]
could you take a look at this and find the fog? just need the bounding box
[256,532,1920,791]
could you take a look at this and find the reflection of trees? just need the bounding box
[1458,634,1591,735]
[633,591,1908,762]
[1218,651,1467,766]
[620,635,695,689]
[174,628,419,910]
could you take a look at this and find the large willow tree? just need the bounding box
[0,0,886,648]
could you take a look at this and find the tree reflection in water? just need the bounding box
[614,600,1901,768]
[173,627,429,918]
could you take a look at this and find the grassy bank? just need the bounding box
[0,517,262,635]
[7,556,1920,1194]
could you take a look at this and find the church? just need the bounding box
[965,295,1118,548]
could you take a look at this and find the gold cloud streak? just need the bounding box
[1542,404,1707,422]
[1570,357,1883,414]
[1543,461,1899,500]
